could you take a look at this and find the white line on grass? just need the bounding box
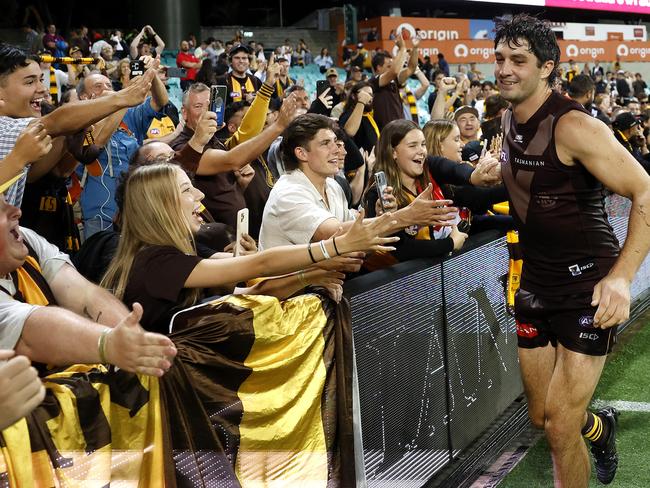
[592,400,650,412]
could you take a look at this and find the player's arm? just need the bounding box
[556,111,650,328]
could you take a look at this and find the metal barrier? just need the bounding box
[345,194,650,487]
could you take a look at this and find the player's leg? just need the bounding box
[518,343,555,428]
[544,343,606,488]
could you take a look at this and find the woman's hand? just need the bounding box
[375,185,398,216]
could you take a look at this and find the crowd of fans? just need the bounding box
[0,18,649,478]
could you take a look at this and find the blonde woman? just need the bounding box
[102,162,398,333]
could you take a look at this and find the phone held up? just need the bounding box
[235,208,249,257]
[374,171,388,212]
[210,85,228,126]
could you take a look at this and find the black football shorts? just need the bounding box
[514,288,617,356]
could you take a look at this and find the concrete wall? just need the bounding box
[200,26,338,57]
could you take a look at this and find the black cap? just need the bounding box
[229,44,250,58]
[461,140,483,163]
[613,111,640,131]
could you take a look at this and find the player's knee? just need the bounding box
[528,411,545,430]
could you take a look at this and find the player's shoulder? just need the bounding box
[555,109,608,145]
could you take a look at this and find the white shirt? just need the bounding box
[0,227,72,349]
[259,169,356,250]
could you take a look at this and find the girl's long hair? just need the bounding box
[372,119,427,209]
[422,119,456,158]
[101,163,200,306]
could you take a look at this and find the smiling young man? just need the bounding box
[259,114,460,250]
[494,15,650,487]
[0,43,154,209]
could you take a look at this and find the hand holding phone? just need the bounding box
[129,60,145,79]
[235,208,249,257]
[209,85,228,126]
[374,171,388,212]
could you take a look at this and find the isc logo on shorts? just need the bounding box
[579,332,599,341]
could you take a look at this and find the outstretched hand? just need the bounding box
[105,303,177,377]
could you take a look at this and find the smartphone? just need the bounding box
[235,208,249,257]
[374,171,388,212]
[165,67,186,78]
[316,79,329,97]
[129,59,145,78]
[210,85,228,126]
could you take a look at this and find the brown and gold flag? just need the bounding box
[0,293,354,487]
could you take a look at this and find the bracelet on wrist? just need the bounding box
[98,328,112,364]
[319,240,331,260]
[332,236,341,256]
[307,243,317,263]
[298,270,309,288]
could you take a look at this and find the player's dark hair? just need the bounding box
[281,114,335,172]
[494,14,560,87]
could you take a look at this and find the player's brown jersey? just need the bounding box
[500,91,620,296]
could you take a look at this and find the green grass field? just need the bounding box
[499,309,650,488]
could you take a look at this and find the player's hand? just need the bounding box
[591,275,631,329]
[449,225,468,251]
[470,150,501,186]
[12,120,52,164]
[0,350,46,430]
[406,184,458,226]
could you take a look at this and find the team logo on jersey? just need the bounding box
[231,91,241,98]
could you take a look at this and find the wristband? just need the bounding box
[307,243,317,263]
[98,328,112,364]
[319,240,331,260]
[298,270,309,288]
[332,236,341,256]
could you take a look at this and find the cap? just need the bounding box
[0,173,22,195]
[325,68,338,77]
[454,105,479,120]
[461,140,483,163]
[617,70,625,75]
[229,44,251,57]
[613,111,640,131]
